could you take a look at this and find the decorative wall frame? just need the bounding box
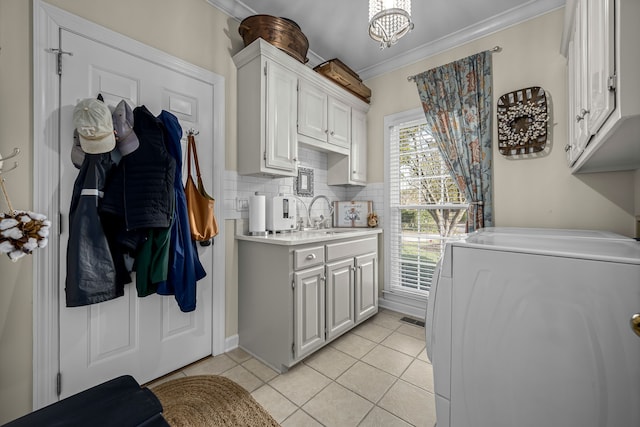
[497,86,549,156]
[333,200,373,228]
[294,167,314,197]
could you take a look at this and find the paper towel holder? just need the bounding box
[249,192,268,237]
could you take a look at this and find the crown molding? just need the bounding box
[357,0,565,80]
[206,0,566,80]
[205,0,255,19]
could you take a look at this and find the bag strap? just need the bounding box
[187,133,204,187]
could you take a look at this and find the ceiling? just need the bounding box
[207,0,565,80]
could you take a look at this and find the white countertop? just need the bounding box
[236,228,382,246]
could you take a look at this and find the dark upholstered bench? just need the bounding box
[3,375,168,427]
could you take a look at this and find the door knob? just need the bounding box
[631,314,640,337]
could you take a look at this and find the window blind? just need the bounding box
[388,118,467,295]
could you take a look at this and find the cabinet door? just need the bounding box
[326,258,355,340]
[355,252,378,323]
[350,109,367,183]
[567,0,590,165]
[298,80,327,142]
[327,97,351,149]
[586,0,615,136]
[265,60,298,173]
[294,266,326,359]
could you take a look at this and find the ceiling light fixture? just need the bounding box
[368,0,414,49]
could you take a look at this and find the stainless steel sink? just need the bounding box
[298,228,361,236]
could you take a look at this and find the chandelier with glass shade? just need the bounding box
[368,0,414,49]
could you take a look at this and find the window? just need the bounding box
[384,109,468,300]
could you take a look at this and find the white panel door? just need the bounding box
[265,60,298,173]
[294,266,326,359]
[586,0,615,136]
[350,109,367,183]
[58,28,213,398]
[355,252,377,323]
[298,80,328,142]
[325,258,355,340]
[327,97,351,149]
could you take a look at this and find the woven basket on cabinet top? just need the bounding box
[239,15,309,64]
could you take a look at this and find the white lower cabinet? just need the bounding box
[355,252,377,322]
[325,258,355,340]
[238,235,378,372]
[294,265,325,359]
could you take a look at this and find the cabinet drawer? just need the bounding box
[294,246,325,270]
[326,237,377,261]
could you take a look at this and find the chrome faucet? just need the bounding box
[309,195,334,229]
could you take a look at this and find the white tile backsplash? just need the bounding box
[225,147,384,228]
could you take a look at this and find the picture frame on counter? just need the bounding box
[333,200,373,228]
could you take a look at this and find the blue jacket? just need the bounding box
[156,111,206,312]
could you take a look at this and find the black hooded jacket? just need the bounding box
[66,153,124,306]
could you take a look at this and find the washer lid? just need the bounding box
[456,228,640,265]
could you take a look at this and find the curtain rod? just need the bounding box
[407,46,501,82]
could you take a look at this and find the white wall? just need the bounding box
[365,8,636,237]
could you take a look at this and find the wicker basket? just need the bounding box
[239,15,309,64]
[314,59,371,103]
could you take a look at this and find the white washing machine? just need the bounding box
[425,227,640,427]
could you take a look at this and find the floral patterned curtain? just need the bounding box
[413,51,493,232]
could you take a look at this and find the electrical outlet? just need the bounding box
[236,198,249,211]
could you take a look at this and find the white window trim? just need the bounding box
[383,108,426,317]
[382,108,468,319]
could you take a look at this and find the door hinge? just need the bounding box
[264,63,267,76]
[56,372,62,396]
[292,280,295,290]
[46,48,73,76]
[263,151,267,160]
[608,74,617,92]
[291,342,295,357]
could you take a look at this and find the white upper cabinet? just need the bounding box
[234,39,369,178]
[562,0,640,173]
[265,61,298,173]
[234,44,298,177]
[327,97,351,149]
[584,0,615,136]
[350,109,368,184]
[566,0,590,165]
[328,108,368,185]
[298,79,352,152]
[298,80,328,142]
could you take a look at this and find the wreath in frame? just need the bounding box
[497,86,549,156]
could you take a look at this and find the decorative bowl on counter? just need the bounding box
[238,15,309,64]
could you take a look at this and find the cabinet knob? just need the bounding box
[564,144,571,152]
[352,170,357,174]
[330,131,335,136]
[324,129,328,134]
[306,253,316,260]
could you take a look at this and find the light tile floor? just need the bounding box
[148,308,436,427]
